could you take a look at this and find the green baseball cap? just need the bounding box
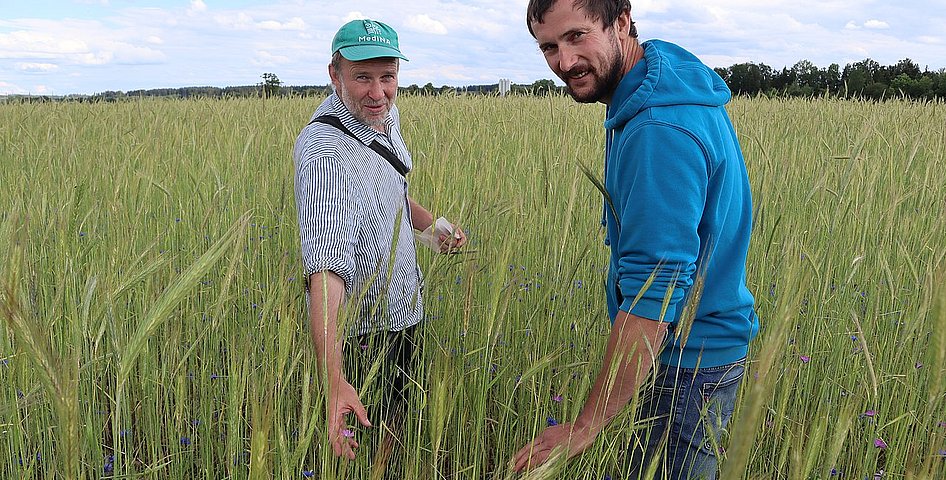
[332,19,408,62]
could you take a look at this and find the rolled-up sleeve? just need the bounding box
[294,143,358,293]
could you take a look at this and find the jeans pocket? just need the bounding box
[697,363,745,454]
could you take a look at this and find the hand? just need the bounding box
[326,379,371,459]
[511,422,598,472]
[438,225,467,254]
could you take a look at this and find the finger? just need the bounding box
[333,433,357,459]
[332,436,344,457]
[518,448,550,472]
[512,442,540,472]
[352,402,371,428]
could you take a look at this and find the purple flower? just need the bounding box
[800,355,811,364]
[915,362,924,369]
[342,429,354,438]
[547,416,558,427]
[302,470,315,477]
[180,436,192,446]
[862,410,877,418]
[873,438,887,449]
[552,394,563,403]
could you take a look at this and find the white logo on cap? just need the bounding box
[364,21,382,36]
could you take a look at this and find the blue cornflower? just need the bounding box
[302,470,315,477]
[180,437,192,446]
[546,416,558,427]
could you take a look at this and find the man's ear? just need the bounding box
[328,63,340,90]
[615,8,632,35]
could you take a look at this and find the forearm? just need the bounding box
[407,196,434,232]
[575,311,668,433]
[308,271,347,386]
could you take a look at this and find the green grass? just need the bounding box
[0,93,944,479]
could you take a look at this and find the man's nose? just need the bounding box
[368,80,385,99]
[558,44,580,73]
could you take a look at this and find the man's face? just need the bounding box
[530,0,626,104]
[330,56,399,128]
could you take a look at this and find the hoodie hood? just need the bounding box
[605,39,731,130]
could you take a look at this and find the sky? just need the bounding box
[2,0,945,96]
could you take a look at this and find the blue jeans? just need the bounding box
[626,358,746,480]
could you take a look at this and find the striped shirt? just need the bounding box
[293,93,423,336]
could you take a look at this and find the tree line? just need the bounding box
[4,57,946,103]
[714,58,946,100]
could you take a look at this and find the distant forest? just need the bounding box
[4,57,946,102]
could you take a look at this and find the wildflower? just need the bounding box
[552,394,563,403]
[830,467,840,476]
[575,280,584,289]
[915,362,924,369]
[862,410,877,418]
[104,455,114,475]
[800,355,811,363]
[936,450,946,457]
[342,429,354,439]
[938,421,946,428]
[873,438,887,449]
[547,416,558,427]
[180,437,192,446]
[302,470,315,477]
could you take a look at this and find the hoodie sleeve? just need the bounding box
[610,122,709,322]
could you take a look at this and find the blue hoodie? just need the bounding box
[603,40,758,368]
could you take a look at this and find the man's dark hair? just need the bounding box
[526,0,637,39]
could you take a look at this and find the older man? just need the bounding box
[293,18,465,463]
[513,1,759,479]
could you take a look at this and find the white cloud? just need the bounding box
[405,14,448,35]
[146,36,163,45]
[864,19,890,29]
[214,13,306,31]
[844,21,860,30]
[15,62,59,72]
[0,20,165,67]
[343,12,367,23]
[253,50,290,66]
[187,0,207,15]
[258,17,307,31]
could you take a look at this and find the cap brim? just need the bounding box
[338,45,408,62]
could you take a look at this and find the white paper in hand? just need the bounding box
[416,216,454,251]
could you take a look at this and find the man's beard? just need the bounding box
[338,83,392,128]
[564,41,624,104]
